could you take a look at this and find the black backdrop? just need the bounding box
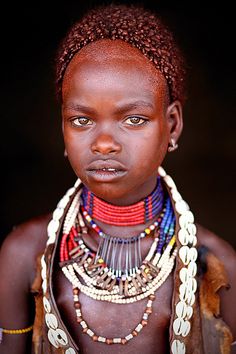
[1,0,236,249]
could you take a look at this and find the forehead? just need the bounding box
[62,39,168,103]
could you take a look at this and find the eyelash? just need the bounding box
[70,116,148,127]
[70,117,93,127]
[125,116,148,126]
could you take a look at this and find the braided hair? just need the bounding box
[55,3,187,104]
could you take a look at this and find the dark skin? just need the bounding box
[0,39,236,354]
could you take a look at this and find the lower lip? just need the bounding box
[86,169,127,182]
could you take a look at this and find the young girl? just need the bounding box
[0,4,236,354]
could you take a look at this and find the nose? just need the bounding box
[91,132,122,155]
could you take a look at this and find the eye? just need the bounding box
[71,117,93,127]
[124,116,148,126]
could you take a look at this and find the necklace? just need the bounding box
[60,190,176,295]
[81,176,164,225]
[59,178,177,345]
[42,167,198,353]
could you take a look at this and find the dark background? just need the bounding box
[1,1,235,249]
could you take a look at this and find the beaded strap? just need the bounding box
[0,325,33,344]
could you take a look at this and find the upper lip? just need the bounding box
[86,159,127,171]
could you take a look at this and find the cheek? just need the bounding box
[131,123,168,166]
[64,130,88,170]
[64,126,89,152]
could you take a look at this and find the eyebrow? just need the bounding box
[63,103,96,115]
[115,101,154,114]
[63,100,154,114]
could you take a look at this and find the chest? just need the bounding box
[53,268,173,354]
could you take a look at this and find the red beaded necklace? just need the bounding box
[81,177,164,226]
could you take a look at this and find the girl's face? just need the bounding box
[62,39,182,205]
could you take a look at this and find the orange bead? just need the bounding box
[146,308,152,314]
[106,338,113,345]
[92,335,98,342]
[141,320,148,326]
[132,330,138,336]
[121,338,128,345]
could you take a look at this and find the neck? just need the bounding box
[81,176,164,226]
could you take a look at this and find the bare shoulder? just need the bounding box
[196,223,236,340]
[0,213,53,353]
[196,223,236,272]
[0,213,52,285]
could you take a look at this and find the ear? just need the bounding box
[166,100,183,144]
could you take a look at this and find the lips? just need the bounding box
[87,159,126,172]
[86,159,127,182]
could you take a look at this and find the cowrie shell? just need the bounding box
[179,267,189,283]
[41,255,47,280]
[48,328,59,348]
[179,246,190,265]
[187,223,197,236]
[43,296,51,313]
[181,320,191,337]
[186,292,195,306]
[188,234,197,246]
[179,283,189,301]
[173,317,191,337]
[57,195,70,209]
[175,200,190,215]
[178,229,189,246]
[41,255,46,268]
[41,267,46,280]
[47,219,60,236]
[53,208,64,221]
[66,187,76,197]
[47,235,56,245]
[164,175,177,189]
[171,339,186,354]
[171,189,182,203]
[158,166,166,177]
[186,305,193,320]
[55,328,68,346]
[188,261,197,277]
[65,348,76,354]
[188,247,198,262]
[179,211,194,228]
[173,318,184,335]
[74,178,81,188]
[176,301,187,318]
[45,313,58,330]
[186,277,197,293]
[42,279,47,294]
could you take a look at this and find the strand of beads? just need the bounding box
[60,192,176,300]
[81,206,161,241]
[78,193,174,277]
[81,176,164,225]
[73,287,156,345]
[61,234,177,303]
